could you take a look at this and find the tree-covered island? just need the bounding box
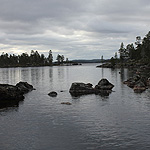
[0,50,72,67]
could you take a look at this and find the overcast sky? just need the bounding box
[0,0,150,60]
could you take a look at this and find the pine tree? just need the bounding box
[118,42,125,61]
[47,50,53,65]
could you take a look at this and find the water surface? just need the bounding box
[0,64,150,150]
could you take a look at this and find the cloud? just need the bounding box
[0,0,150,59]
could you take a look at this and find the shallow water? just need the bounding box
[0,64,150,150]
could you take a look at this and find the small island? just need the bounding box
[0,50,81,68]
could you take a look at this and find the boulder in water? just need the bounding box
[48,91,58,97]
[69,82,95,96]
[69,79,114,97]
[0,82,34,107]
[95,78,114,90]
[16,81,35,94]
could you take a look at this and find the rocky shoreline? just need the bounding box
[96,60,150,71]
[97,61,150,93]
[123,74,150,93]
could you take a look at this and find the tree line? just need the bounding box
[117,31,150,62]
[0,50,54,67]
[0,50,69,67]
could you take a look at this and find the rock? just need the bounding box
[16,81,35,94]
[147,77,150,86]
[86,83,93,88]
[69,79,114,97]
[0,82,34,107]
[61,102,72,105]
[124,79,136,88]
[133,81,146,93]
[123,77,134,84]
[123,75,142,88]
[123,75,149,93]
[95,89,112,96]
[140,76,148,86]
[69,82,95,96]
[0,84,24,101]
[133,75,141,82]
[96,63,114,68]
[95,78,114,90]
[48,91,58,97]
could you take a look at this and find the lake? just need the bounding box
[0,64,150,150]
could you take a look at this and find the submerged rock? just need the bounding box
[61,102,72,105]
[48,91,58,97]
[69,79,114,97]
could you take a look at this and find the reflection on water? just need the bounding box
[0,106,19,115]
[0,64,150,150]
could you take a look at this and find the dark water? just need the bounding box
[0,64,150,150]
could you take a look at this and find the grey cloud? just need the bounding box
[0,0,150,59]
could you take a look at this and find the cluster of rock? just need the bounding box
[0,79,114,108]
[69,78,114,96]
[123,75,150,93]
[0,82,35,107]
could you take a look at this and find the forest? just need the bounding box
[118,31,150,62]
[0,50,68,67]
[0,50,54,67]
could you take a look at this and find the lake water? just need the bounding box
[0,64,150,150]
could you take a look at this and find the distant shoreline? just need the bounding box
[0,59,104,68]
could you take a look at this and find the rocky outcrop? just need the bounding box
[69,78,114,96]
[123,75,149,93]
[0,82,34,108]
